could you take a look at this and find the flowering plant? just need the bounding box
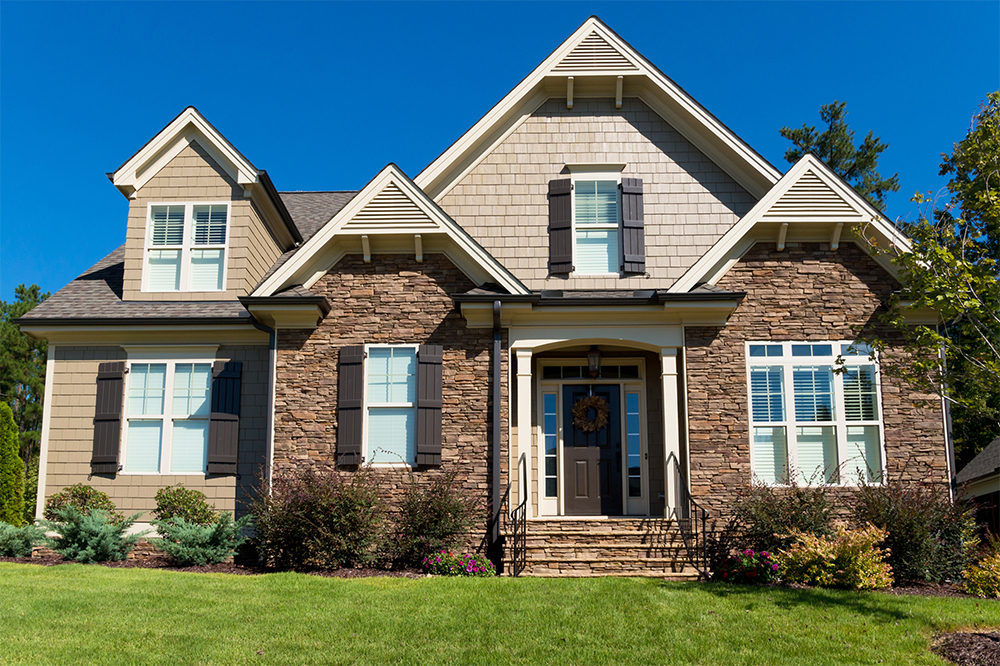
[422,551,497,577]
[713,549,780,584]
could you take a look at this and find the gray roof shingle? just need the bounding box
[957,436,1000,485]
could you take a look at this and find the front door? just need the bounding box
[563,385,622,516]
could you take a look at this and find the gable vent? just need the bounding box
[760,170,862,221]
[553,32,639,72]
[345,182,439,230]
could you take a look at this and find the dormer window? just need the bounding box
[573,179,620,274]
[144,203,229,292]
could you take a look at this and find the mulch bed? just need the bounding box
[934,631,1000,666]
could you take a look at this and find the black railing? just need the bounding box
[667,454,710,578]
[509,485,528,577]
[485,482,510,573]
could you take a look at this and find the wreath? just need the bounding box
[572,395,610,433]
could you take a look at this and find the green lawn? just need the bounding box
[0,564,996,666]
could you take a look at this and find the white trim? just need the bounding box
[670,154,913,293]
[362,343,419,467]
[516,348,533,512]
[266,329,277,490]
[661,348,681,518]
[34,345,56,521]
[571,172,622,277]
[141,202,231,294]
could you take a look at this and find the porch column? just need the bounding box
[515,348,533,512]
[661,348,681,519]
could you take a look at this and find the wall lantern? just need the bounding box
[587,346,602,378]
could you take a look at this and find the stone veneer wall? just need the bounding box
[685,242,949,519]
[437,98,758,291]
[273,254,509,540]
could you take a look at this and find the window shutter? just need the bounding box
[548,179,573,274]
[91,362,125,475]
[337,346,365,466]
[416,344,443,467]
[208,361,241,475]
[620,178,645,274]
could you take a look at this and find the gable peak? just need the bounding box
[552,28,639,73]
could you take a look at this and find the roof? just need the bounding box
[957,436,1000,485]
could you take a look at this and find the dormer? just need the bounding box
[109,107,300,302]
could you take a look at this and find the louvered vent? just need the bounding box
[553,32,639,72]
[761,171,861,220]
[345,182,438,229]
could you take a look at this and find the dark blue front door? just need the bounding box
[563,385,622,516]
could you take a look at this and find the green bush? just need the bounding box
[153,513,251,566]
[0,403,25,526]
[44,484,120,522]
[41,506,145,563]
[778,523,893,590]
[251,466,385,570]
[0,521,44,557]
[153,485,215,525]
[733,479,836,553]
[23,455,38,524]
[962,535,1000,599]
[422,550,496,577]
[391,470,483,566]
[851,477,975,583]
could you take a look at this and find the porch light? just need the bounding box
[587,346,601,378]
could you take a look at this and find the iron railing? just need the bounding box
[667,454,710,578]
[484,480,526,577]
[509,486,528,577]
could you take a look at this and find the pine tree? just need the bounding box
[0,403,25,526]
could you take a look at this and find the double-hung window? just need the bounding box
[365,345,417,464]
[144,203,229,292]
[573,178,620,274]
[124,361,212,474]
[747,341,884,486]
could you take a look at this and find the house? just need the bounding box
[957,437,999,535]
[18,17,953,577]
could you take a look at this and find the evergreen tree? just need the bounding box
[781,101,900,212]
[0,403,25,526]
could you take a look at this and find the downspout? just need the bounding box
[250,316,277,492]
[491,300,502,545]
[937,322,956,500]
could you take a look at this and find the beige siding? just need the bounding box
[437,97,758,290]
[43,345,270,518]
[122,142,283,301]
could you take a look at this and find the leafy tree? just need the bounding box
[867,93,1000,467]
[781,101,900,212]
[0,283,49,514]
[0,402,25,525]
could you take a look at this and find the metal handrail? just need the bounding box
[509,486,528,577]
[667,454,710,578]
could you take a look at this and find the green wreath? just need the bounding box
[572,395,610,433]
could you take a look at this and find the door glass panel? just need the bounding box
[543,393,558,498]
[625,392,641,498]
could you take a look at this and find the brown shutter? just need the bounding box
[337,346,365,466]
[548,179,573,274]
[621,178,645,274]
[416,344,443,467]
[208,361,241,475]
[91,361,125,475]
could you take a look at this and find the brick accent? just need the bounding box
[273,254,509,547]
[685,242,949,519]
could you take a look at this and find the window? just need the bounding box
[123,361,212,474]
[573,179,620,274]
[746,341,883,486]
[365,346,417,464]
[144,203,229,292]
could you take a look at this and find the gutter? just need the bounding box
[249,315,278,497]
[491,300,502,547]
[453,289,748,307]
[15,316,255,327]
[240,295,332,317]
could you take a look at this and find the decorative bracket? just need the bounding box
[566,77,574,109]
[831,222,844,251]
[361,235,371,263]
[615,76,623,109]
[414,234,423,262]
[777,222,788,251]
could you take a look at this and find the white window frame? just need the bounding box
[362,343,419,467]
[745,341,886,487]
[142,201,230,293]
[569,169,623,277]
[120,346,219,476]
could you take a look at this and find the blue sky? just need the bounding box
[1,1,997,300]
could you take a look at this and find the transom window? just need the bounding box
[746,341,883,486]
[144,202,229,292]
[573,176,620,275]
[124,361,212,474]
[365,346,417,464]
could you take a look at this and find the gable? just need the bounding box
[552,30,640,72]
[345,182,440,230]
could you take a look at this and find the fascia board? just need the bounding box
[18,323,267,346]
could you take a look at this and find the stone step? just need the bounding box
[520,559,701,578]
[524,546,689,561]
[521,532,687,546]
[523,519,688,533]
[521,570,701,580]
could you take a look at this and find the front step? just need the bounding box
[503,517,704,579]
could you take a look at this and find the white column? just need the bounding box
[35,346,56,521]
[661,348,681,519]
[515,348,533,512]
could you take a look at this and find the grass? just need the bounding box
[0,564,996,666]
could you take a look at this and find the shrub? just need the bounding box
[714,549,780,584]
[41,506,145,563]
[391,470,484,566]
[153,513,252,566]
[851,477,975,583]
[778,523,893,590]
[43,484,120,522]
[0,403,25,526]
[962,536,1000,599]
[422,550,496,577]
[0,521,44,557]
[251,466,385,570]
[153,485,215,525]
[733,479,836,553]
